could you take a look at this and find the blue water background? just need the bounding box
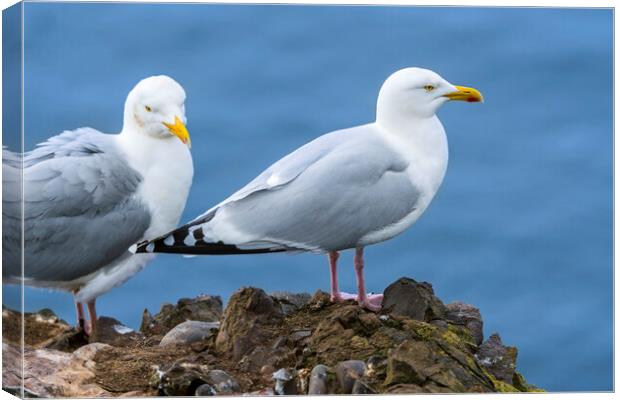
[3,4,613,392]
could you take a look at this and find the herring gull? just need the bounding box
[134,67,482,311]
[3,75,193,333]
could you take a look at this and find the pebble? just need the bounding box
[195,383,216,396]
[207,369,240,394]
[308,364,329,394]
[289,329,312,343]
[159,320,220,346]
[335,360,366,394]
[273,368,298,395]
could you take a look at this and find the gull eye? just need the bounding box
[424,85,435,92]
[145,105,152,112]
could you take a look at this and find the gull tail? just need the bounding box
[131,216,286,256]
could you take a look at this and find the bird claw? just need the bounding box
[331,292,384,312]
[77,319,93,336]
[331,292,358,302]
[359,293,384,312]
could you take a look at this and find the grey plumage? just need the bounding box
[137,125,421,254]
[3,128,151,283]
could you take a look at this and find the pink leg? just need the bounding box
[85,299,97,336]
[354,247,383,312]
[75,299,86,332]
[328,251,357,302]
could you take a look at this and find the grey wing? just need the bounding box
[3,128,151,282]
[217,129,352,205]
[3,148,22,273]
[210,128,421,251]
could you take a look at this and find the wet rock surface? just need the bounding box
[2,277,542,396]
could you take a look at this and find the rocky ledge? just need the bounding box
[2,277,542,397]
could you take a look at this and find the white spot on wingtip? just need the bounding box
[183,234,196,246]
[163,235,175,246]
[129,244,137,253]
[146,243,155,252]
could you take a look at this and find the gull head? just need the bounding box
[123,75,191,148]
[377,67,483,120]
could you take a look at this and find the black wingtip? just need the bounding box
[130,240,151,254]
[132,239,285,255]
[131,207,287,256]
[131,233,286,256]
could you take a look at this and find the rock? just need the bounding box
[385,340,432,385]
[352,379,375,394]
[273,368,298,395]
[260,364,275,376]
[289,329,312,343]
[381,277,447,321]
[475,333,518,384]
[238,344,290,374]
[271,291,312,315]
[207,369,240,394]
[215,287,283,360]
[141,294,223,336]
[446,302,484,346]
[158,362,209,396]
[430,319,449,330]
[3,307,73,348]
[307,364,329,394]
[1,279,542,397]
[158,320,219,347]
[366,355,387,380]
[2,341,110,397]
[45,329,89,352]
[335,360,366,394]
[72,342,112,366]
[88,316,142,347]
[195,383,216,396]
[307,290,331,311]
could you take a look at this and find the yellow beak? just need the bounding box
[443,85,484,103]
[163,116,191,148]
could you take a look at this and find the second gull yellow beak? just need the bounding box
[443,86,484,103]
[163,116,191,148]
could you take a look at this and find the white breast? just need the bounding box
[119,134,194,239]
[359,118,449,246]
[72,134,193,302]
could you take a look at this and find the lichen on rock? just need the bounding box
[2,277,542,396]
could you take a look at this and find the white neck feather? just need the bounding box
[375,101,449,196]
